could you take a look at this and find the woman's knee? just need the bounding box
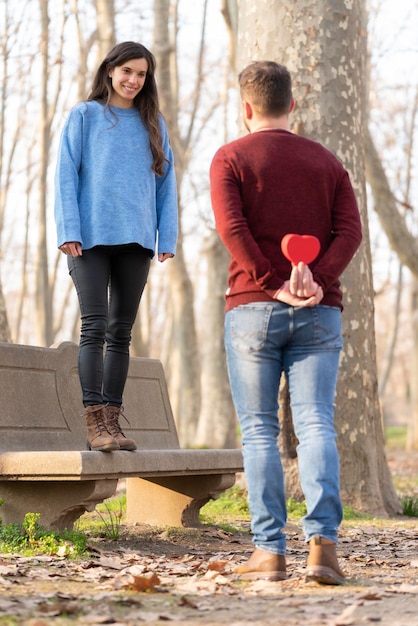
[80,314,108,340]
[106,322,132,347]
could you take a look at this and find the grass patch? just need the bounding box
[287,499,369,520]
[0,508,87,557]
[343,505,371,520]
[401,495,418,517]
[201,490,371,526]
[76,494,126,539]
[385,425,407,448]
[287,497,307,518]
[200,485,250,529]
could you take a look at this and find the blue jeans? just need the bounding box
[225,302,343,555]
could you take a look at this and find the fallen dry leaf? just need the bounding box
[125,572,160,592]
[178,595,199,608]
[358,588,383,600]
[207,560,228,572]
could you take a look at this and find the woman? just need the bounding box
[55,41,178,452]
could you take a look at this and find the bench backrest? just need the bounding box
[0,341,180,452]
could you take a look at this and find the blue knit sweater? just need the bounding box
[54,101,178,255]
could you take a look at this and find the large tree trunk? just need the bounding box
[236,0,400,516]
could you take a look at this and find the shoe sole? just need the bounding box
[305,565,345,585]
[236,571,287,582]
[86,442,120,452]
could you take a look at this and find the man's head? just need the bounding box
[238,61,293,118]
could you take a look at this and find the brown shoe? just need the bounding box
[103,405,137,451]
[234,547,287,581]
[306,535,345,585]
[84,405,119,452]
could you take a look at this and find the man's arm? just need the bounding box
[312,171,362,291]
[210,149,284,294]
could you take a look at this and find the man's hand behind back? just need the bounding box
[277,263,323,307]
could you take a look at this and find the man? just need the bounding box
[209,61,362,585]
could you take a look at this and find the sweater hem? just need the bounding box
[224,291,343,313]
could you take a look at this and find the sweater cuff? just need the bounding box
[265,287,283,300]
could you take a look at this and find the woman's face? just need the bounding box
[108,57,149,108]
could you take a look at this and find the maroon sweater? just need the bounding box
[210,129,362,312]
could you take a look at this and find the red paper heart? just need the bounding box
[281,234,320,265]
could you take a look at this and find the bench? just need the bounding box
[0,341,243,531]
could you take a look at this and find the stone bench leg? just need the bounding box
[126,474,236,527]
[0,479,118,531]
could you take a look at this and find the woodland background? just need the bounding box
[0,0,417,515]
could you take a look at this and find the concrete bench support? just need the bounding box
[0,479,118,530]
[126,474,236,527]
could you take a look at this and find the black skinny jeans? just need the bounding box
[68,244,151,407]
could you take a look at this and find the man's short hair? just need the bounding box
[238,61,293,117]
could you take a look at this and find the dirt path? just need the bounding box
[1,517,417,625]
[0,448,417,625]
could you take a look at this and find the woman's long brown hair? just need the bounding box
[88,41,166,176]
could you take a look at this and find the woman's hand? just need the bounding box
[158,252,174,262]
[59,242,82,257]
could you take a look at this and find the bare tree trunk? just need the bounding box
[0,0,13,343]
[366,88,418,450]
[378,262,403,399]
[73,0,100,100]
[153,0,201,446]
[95,0,115,63]
[193,1,239,449]
[365,126,418,274]
[409,280,418,450]
[36,0,68,347]
[0,281,11,342]
[195,231,237,448]
[36,0,53,347]
[165,248,200,446]
[236,0,400,516]
[131,287,150,357]
[278,376,303,500]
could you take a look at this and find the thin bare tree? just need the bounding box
[366,86,418,450]
[153,0,203,446]
[0,0,15,342]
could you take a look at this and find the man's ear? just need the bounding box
[243,100,253,120]
[289,97,295,113]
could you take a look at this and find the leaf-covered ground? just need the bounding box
[0,449,417,626]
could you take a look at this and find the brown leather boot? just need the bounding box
[85,405,119,452]
[306,535,346,585]
[103,405,137,451]
[234,547,287,581]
